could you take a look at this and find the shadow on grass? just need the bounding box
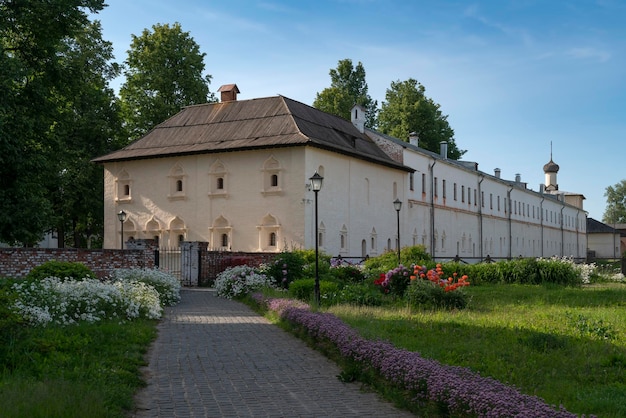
[335,304,626,418]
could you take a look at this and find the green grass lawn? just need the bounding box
[328,283,626,417]
[0,319,157,418]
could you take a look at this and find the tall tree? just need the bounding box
[119,22,216,140]
[313,59,378,127]
[0,0,106,246]
[378,79,465,160]
[603,180,626,224]
[49,20,124,248]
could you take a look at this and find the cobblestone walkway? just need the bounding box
[132,288,415,417]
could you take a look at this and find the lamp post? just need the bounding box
[393,198,402,263]
[117,210,127,249]
[309,171,324,307]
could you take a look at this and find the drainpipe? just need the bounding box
[560,206,565,257]
[539,197,546,258]
[507,186,513,259]
[429,158,437,257]
[576,212,580,260]
[478,175,484,260]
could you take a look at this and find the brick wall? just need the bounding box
[0,247,154,279]
[0,239,277,285]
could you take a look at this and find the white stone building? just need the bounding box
[93,85,587,261]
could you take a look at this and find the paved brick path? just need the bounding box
[132,288,415,417]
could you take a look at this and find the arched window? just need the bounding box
[124,184,130,196]
[178,234,184,244]
[269,232,276,246]
[221,233,228,247]
[261,156,283,195]
[209,160,228,197]
[168,164,186,200]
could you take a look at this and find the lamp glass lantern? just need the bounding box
[309,171,323,191]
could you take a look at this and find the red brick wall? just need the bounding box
[0,248,154,279]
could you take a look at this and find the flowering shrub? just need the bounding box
[214,265,275,299]
[258,296,581,418]
[12,277,163,326]
[533,256,581,285]
[406,264,470,310]
[412,264,470,292]
[374,264,412,296]
[109,268,181,306]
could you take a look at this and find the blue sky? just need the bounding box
[94,0,625,221]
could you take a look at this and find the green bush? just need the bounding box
[0,279,22,337]
[27,261,95,282]
[458,258,582,286]
[265,250,332,289]
[265,251,307,288]
[536,258,581,286]
[330,265,366,284]
[331,282,384,306]
[288,278,338,302]
[364,245,431,274]
[406,279,469,310]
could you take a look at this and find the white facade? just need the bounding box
[367,129,587,261]
[100,94,587,262]
[103,146,407,256]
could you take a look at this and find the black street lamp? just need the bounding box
[117,210,127,249]
[393,198,402,263]
[309,171,324,306]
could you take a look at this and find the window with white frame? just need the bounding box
[209,160,228,197]
[261,156,283,195]
[209,215,231,250]
[318,222,326,249]
[339,225,348,253]
[168,164,187,201]
[116,170,132,202]
[257,213,280,252]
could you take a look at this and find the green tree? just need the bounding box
[378,79,465,160]
[603,180,626,224]
[119,22,217,140]
[313,59,378,127]
[0,0,106,246]
[49,20,124,248]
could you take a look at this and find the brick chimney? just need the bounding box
[218,84,240,102]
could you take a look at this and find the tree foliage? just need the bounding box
[0,0,107,246]
[378,79,465,160]
[49,20,124,248]
[603,180,626,224]
[119,22,216,140]
[313,59,378,128]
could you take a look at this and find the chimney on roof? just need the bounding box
[351,104,366,133]
[218,84,240,102]
[515,173,521,183]
[440,141,448,159]
[409,132,419,146]
[494,168,501,178]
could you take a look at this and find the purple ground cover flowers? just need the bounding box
[253,294,589,418]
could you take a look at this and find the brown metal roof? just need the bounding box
[92,96,412,172]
